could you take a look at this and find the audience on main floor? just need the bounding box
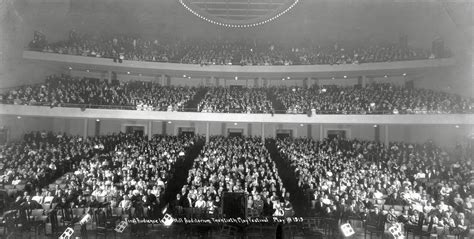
[177,136,292,217]
[0,131,121,191]
[276,137,473,237]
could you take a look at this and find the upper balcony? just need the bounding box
[23,51,456,78]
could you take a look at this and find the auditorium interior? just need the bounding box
[0,0,473,238]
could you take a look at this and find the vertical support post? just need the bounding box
[107,71,112,82]
[319,124,324,141]
[161,74,166,86]
[307,124,312,139]
[83,119,88,139]
[384,125,389,149]
[261,123,265,142]
[162,121,167,136]
[148,121,152,140]
[206,122,210,143]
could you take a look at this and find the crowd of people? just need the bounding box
[0,131,120,192]
[29,30,448,66]
[3,132,200,221]
[276,137,473,237]
[197,87,273,113]
[2,76,473,115]
[272,84,474,114]
[174,136,293,217]
[0,75,197,111]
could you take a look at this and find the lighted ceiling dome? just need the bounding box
[179,0,299,28]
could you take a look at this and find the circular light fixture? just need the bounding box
[179,0,300,28]
[96,119,100,122]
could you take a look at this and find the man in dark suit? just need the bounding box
[170,193,182,212]
[21,196,42,210]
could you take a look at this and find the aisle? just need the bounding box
[161,138,205,208]
[265,139,309,216]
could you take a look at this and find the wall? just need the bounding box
[2,114,472,149]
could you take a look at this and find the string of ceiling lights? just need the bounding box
[178,0,299,28]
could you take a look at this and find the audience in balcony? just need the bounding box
[272,84,474,114]
[29,30,449,66]
[198,87,273,113]
[0,75,196,112]
[3,77,473,115]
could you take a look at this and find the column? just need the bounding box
[360,76,367,87]
[258,77,263,87]
[261,123,265,142]
[148,121,152,140]
[162,121,167,136]
[384,125,389,149]
[83,119,88,139]
[161,74,166,86]
[221,123,226,136]
[319,124,324,141]
[107,70,112,82]
[247,123,252,137]
[305,77,313,89]
[206,122,210,143]
[307,124,312,139]
[374,125,380,142]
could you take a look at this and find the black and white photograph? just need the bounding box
[0,0,472,238]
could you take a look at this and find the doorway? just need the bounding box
[276,129,293,139]
[125,126,145,137]
[327,130,347,140]
[228,128,244,137]
[178,127,195,137]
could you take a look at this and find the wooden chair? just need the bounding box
[95,210,116,239]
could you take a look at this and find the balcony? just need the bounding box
[23,51,455,78]
[1,104,472,125]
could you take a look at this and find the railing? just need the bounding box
[1,102,472,115]
[27,48,445,66]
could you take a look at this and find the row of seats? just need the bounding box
[2,76,473,114]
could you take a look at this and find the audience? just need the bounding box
[276,136,473,237]
[3,76,472,115]
[272,84,474,114]
[198,87,273,113]
[179,136,291,217]
[30,30,449,66]
[0,75,197,112]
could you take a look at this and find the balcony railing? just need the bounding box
[1,102,472,115]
